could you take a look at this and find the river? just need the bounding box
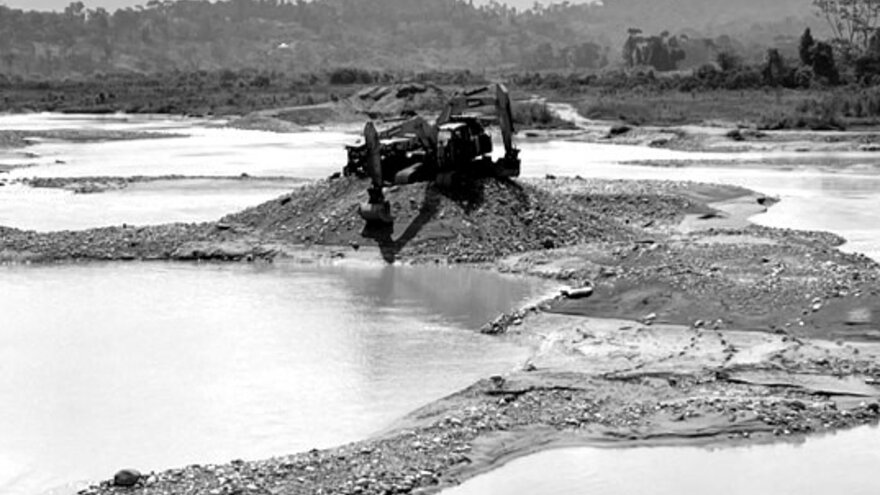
[0,262,550,495]
[1,113,879,494]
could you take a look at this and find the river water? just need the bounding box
[444,426,880,495]
[1,113,879,494]
[0,262,549,495]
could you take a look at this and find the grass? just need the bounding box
[573,89,872,130]
[512,101,576,130]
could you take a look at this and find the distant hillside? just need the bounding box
[0,0,825,77]
[1,0,143,11]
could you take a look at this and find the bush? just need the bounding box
[512,101,575,129]
[578,98,656,125]
[328,67,375,85]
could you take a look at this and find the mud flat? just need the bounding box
[565,118,880,154]
[0,129,184,148]
[9,173,861,495]
[14,175,304,194]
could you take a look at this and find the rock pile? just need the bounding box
[346,83,447,117]
[222,176,635,262]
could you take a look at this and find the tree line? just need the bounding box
[0,0,817,77]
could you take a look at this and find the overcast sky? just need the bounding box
[1,0,592,12]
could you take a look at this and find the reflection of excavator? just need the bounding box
[343,83,520,224]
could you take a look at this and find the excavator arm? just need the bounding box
[359,121,394,224]
[493,83,520,177]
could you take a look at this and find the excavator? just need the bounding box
[343,83,520,224]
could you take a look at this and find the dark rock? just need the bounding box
[561,286,594,299]
[698,211,724,220]
[608,124,631,137]
[726,129,745,141]
[113,469,142,487]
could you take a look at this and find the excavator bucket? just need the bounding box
[358,190,393,224]
[358,197,393,224]
[358,122,394,224]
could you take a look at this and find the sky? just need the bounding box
[1,0,594,12]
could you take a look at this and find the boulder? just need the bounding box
[608,124,632,137]
[113,469,142,487]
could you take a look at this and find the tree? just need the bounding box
[763,48,789,85]
[800,27,815,65]
[811,41,840,83]
[622,29,685,71]
[813,0,880,52]
[716,50,741,72]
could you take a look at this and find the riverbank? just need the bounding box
[568,121,880,153]
[0,129,184,149]
[13,175,304,194]
[26,171,872,494]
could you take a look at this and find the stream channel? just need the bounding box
[1,113,880,494]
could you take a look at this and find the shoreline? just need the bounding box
[49,173,878,495]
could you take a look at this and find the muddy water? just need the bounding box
[0,262,549,495]
[0,114,350,178]
[0,179,301,231]
[444,426,880,495]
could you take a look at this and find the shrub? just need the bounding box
[328,67,375,85]
[512,101,575,129]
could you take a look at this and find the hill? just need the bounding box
[0,0,823,77]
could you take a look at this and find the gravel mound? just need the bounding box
[346,83,446,117]
[223,176,635,262]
